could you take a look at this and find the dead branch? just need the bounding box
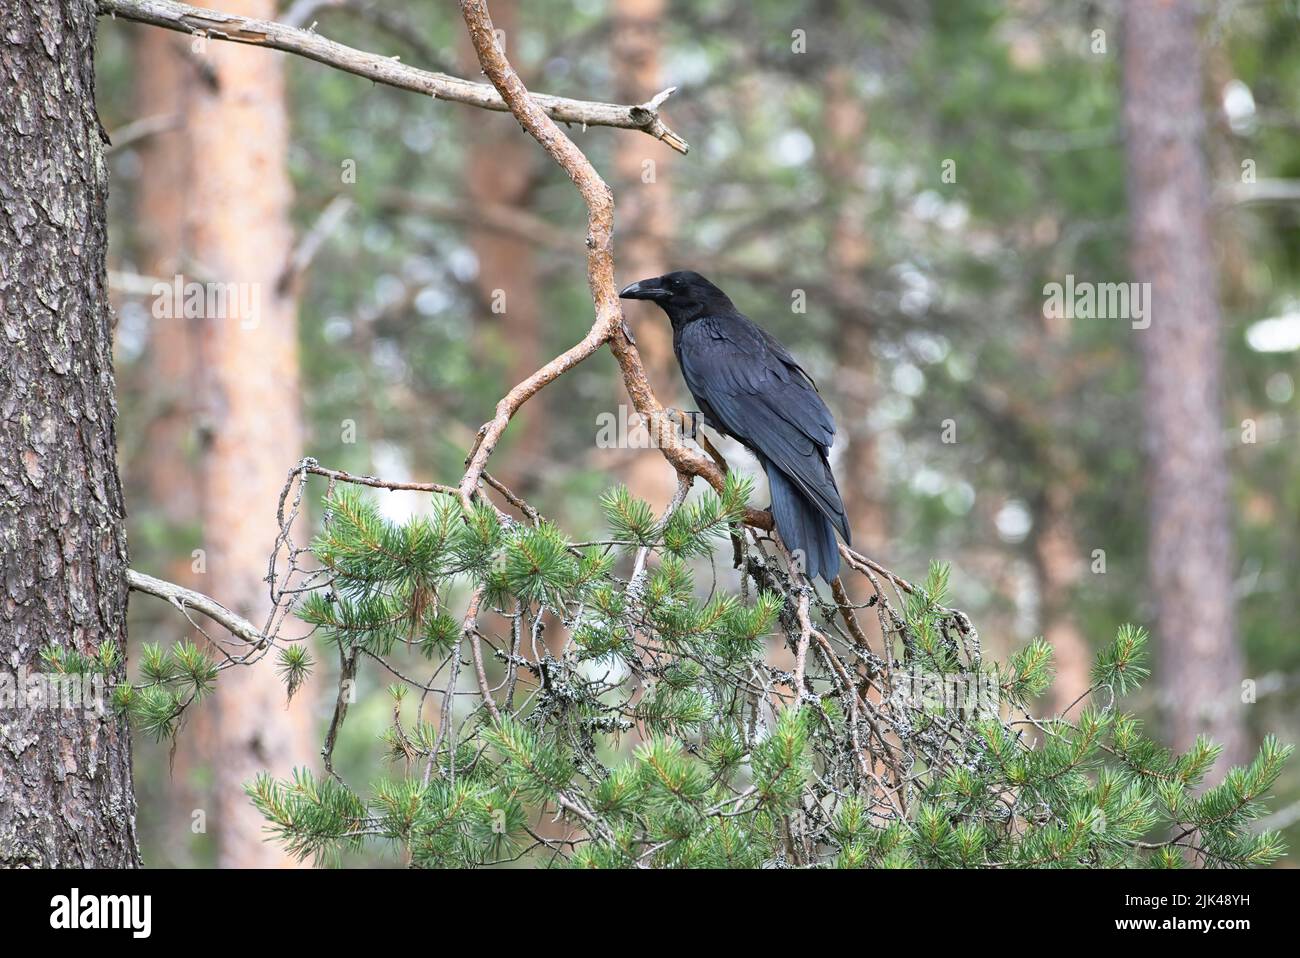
[301,461,459,497]
[455,0,769,527]
[379,190,572,253]
[98,0,689,153]
[105,112,181,153]
[125,568,265,646]
[462,587,500,722]
[278,193,353,293]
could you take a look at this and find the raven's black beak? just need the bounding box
[619,278,670,302]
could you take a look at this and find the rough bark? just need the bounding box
[0,0,139,867]
[186,0,317,867]
[1122,0,1246,768]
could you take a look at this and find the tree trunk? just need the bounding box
[126,27,211,867]
[186,0,317,867]
[821,67,887,555]
[1032,486,1091,716]
[0,0,139,867]
[132,29,199,547]
[1026,318,1092,715]
[1122,0,1246,768]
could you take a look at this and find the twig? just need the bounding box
[322,649,359,782]
[776,538,814,697]
[302,460,459,497]
[792,588,812,697]
[482,472,541,525]
[463,587,500,722]
[831,576,871,650]
[380,190,571,251]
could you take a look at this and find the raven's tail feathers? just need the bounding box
[766,462,841,582]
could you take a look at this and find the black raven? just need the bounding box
[620,270,851,581]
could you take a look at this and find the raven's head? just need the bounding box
[619,270,734,324]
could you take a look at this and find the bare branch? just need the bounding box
[462,587,501,723]
[379,190,571,253]
[125,568,265,646]
[108,269,169,297]
[98,0,689,153]
[278,193,353,294]
[106,112,181,153]
[455,0,742,520]
[301,460,459,497]
[830,575,871,649]
[281,0,456,74]
[1221,178,1300,206]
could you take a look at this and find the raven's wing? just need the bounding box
[754,323,822,394]
[677,314,850,543]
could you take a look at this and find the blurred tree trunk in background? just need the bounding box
[460,0,546,497]
[130,26,209,866]
[187,0,317,867]
[1027,307,1092,714]
[133,32,197,533]
[1033,484,1091,714]
[0,0,138,867]
[821,67,887,557]
[613,0,679,509]
[1122,0,1246,769]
